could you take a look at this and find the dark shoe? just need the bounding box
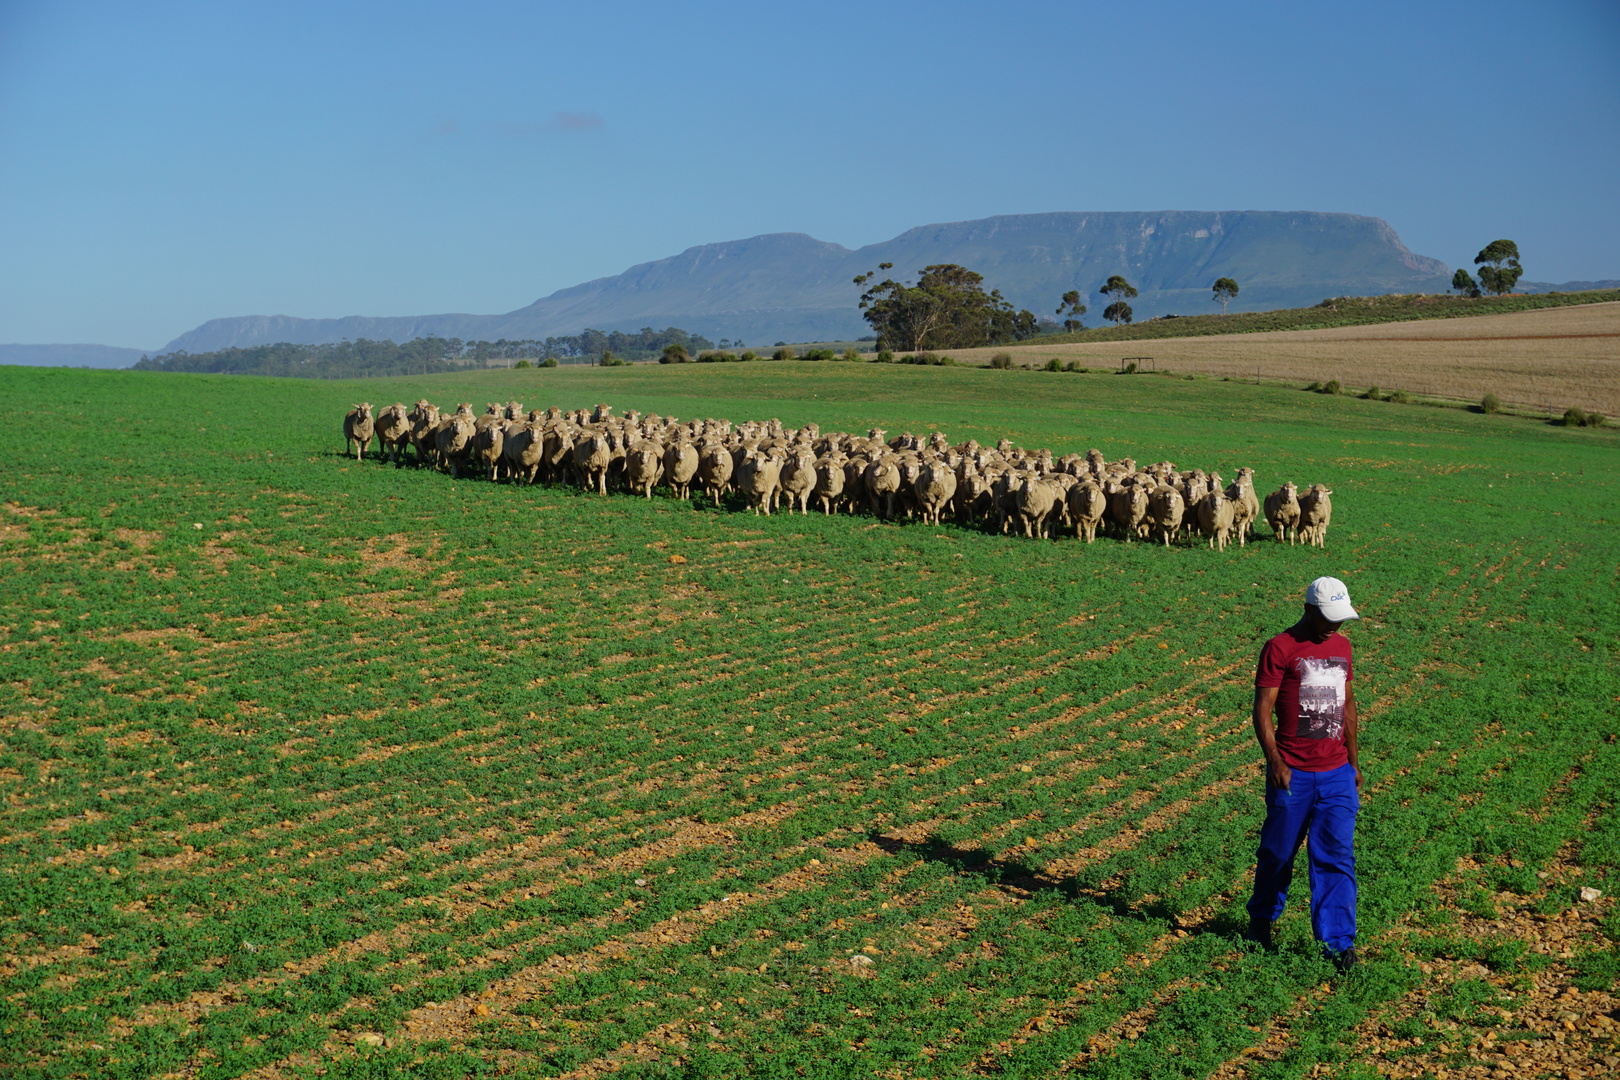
[1330,946,1359,972]
[1244,917,1274,949]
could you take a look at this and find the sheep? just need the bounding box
[1107,484,1149,542]
[738,449,784,515]
[1146,485,1186,546]
[1014,476,1063,538]
[663,439,700,500]
[1264,482,1301,544]
[343,402,375,461]
[864,456,903,520]
[372,403,411,466]
[914,461,957,526]
[503,421,546,484]
[408,401,439,467]
[778,448,817,514]
[573,431,613,495]
[625,441,664,498]
[435,414,476,478]
[473,421,505,482]
[1068,482,1107,542]
[698,444,734,505]
[1297,484,1334,547]
[1196,487,1237,551]
[1226,468,1260,546]
[813,455,847,514]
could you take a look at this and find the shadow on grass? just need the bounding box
[869,830,1249,940]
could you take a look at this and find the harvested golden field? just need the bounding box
[960,301,1620,416]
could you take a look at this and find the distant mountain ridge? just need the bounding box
[161,211,1456,352]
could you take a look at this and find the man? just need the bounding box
[1246,576,1362,971]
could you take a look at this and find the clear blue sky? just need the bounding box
[2,0,1616,348]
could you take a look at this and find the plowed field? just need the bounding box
[2,362,1616,1079]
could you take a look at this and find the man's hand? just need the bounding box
[1353,766,1363,791]
[1267,755,1292,791]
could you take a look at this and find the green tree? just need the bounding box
[1055,290,1088,332]
[1474,240,1522,296]
[1211,277,1239,314]
[1100,275,1138,327]
[1451,268,1482,297]
[660,343,690,364]
[855,263,1038,351]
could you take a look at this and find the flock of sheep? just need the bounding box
[342,400,1335,548]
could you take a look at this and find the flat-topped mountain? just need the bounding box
[161,211,1453,352]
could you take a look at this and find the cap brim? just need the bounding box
[1319,602,1359,622]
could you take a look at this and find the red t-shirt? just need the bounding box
[1256,628,1354,772]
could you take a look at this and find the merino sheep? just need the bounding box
[864,457,903,520]
[1264,482,1301,544]
[1226,468,1260,546]
[1297,484,1334,547]
[408,401,440,467]
[1014,476,1063,538]
[373,403,411,466]
[813,455,847,514]
[738,450,784,515]
[914,461,958,526]
[503,421,546,484]
[698,444,734,505]
[1107,484,1150,542]
[625,442,663,498]
[573,431,613,495]
[1196,488,1237,551]
[778,448,817,515]
[1068,482,1107,543]
[343,402,375,461]
[1146,485,1186,546]
[435,414,476,478]
[473,422,505,482]
[663,440,700,500]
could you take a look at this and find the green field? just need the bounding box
[2,363,1616,1079]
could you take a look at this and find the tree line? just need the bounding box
[133,326,721,378]
[853,265,1249,349]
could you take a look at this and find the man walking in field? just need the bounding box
[1246,576,1362,971]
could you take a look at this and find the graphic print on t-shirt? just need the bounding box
[1294,656,1349,740]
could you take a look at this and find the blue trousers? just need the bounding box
[1247,762,1359,952]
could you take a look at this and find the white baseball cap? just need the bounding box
[1306,576,1359,622]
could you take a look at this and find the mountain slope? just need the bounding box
[160,211,1453,352]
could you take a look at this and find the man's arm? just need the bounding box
[1344,682,1361,790]
[1252,685,1288,790]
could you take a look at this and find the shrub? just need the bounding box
[514,359,532,369]
[1389,390,1411,404]
[842,347,861,362]
[698,351,739,363]
[1586,411,1606,428]
[804,348,838,362]
[1562,406,1587,427]
[1064,360,1081,372]
[989,353,1012,370]
[541,356,559,368]
[739,350,760,362]
[1480,393,1500,414]
[1121,361,1138,375]
[1044,357,1063,372]
[660,343,691,364]
[1324,379,1342,395]
[1305,381,1323,392]
[772,346,796,362]
[875,349,895,364]
[600,351,624,367]
[1361,385,1380,400]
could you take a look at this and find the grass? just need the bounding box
[1,362,1617,1078]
